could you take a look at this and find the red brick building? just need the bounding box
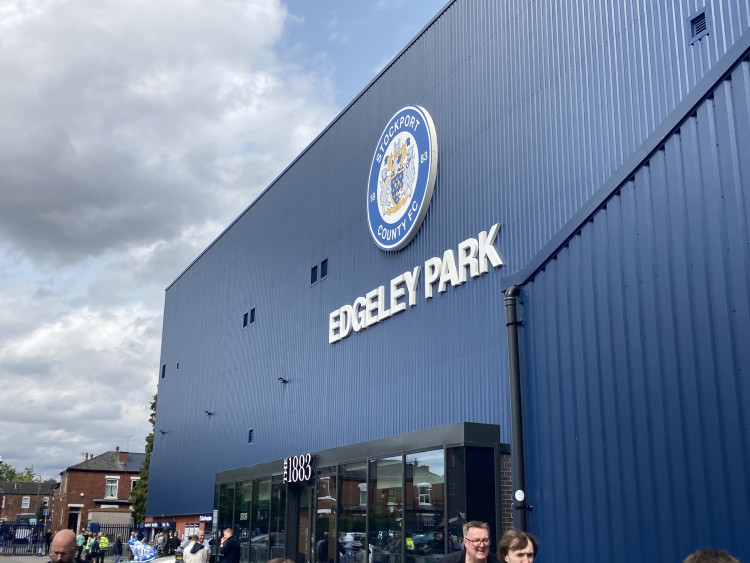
[52,448,145,532]
[0,480,56,526]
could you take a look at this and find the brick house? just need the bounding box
[0,480,56,525]
[52,448,145,532]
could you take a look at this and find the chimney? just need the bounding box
[119,449,128,463]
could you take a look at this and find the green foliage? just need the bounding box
[0,463,36,482]
[130,394,156,524]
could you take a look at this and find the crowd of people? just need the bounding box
[38,523,742,563]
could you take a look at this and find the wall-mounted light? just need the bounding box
[159,430,167,435]
[204,410,214,417]
[277,377,288,384]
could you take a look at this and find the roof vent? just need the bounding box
[688,8,710,44]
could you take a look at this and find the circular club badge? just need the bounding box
[367,105,438,251]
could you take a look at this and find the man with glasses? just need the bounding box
[443,521,499,563]
[49,530,84,563]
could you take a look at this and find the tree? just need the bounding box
[130,393,156,524]
[0,462,36,482]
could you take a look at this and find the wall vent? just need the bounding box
[688,8,710,44]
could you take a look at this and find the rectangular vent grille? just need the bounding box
[688,9,710,43]
[692,13,707,36]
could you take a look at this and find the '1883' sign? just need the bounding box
[284,454,313,483]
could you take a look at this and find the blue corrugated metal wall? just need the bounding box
[519,45,750,562]
[149,0,750,531]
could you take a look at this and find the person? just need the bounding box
[49,529,85,563]
[316,531,330,563]
[197,531,211,563]
[219,528,240,563]
[76,531,86,559]
[114,534,123,563]
[497,530,537,563]
[683,549,741,563]
[168,532,181,556]
[86,533,99,563]
[98,533,109,563]
[45,531,53,555]
[177,533,192,558]
[442,521,499,563]
[183,535,207,563]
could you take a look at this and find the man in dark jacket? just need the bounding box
[441,522,500,563]
[219,529,240,563]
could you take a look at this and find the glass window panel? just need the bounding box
[315,466,338,563]
[405,450,445,563]
[368,456,403,563]
[269,481,286,560]
[238,480,253,550]
[217,483,236,538]
[249,478,271,563]
[339,462,367,563]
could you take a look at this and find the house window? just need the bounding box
[2,496,5,508]
[311,265,318,285]
[131,478,139,491]
[320,259,328,279]
[22,496,30,508]
[358,483,367,506]
[418,483,432,505]
[105,477,119,498]
[161,364,166,379]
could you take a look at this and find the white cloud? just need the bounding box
[0,0,338,479]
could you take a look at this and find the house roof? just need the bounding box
[64,451,146,474]
[0,480,57,495]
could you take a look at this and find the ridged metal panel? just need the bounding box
[149,0,750,520]
[519,54,750,561]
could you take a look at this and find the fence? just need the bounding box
[0,523,46,556]
[0,523,146,558]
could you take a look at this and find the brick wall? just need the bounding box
[499,451,513,533]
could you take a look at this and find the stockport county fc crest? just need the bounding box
[367,105,438,251]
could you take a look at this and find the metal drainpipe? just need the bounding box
[504,284,529,531]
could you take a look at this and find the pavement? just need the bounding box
[0,556,48,563]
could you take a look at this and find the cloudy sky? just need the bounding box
[0,0,447,480]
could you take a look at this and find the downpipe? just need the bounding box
[504,284,530,530]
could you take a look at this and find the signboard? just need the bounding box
[367,105,438,251]
[283,454,313,483]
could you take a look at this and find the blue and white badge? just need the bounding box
[367,105,438,251]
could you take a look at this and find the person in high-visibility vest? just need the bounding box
[97,534,109,563]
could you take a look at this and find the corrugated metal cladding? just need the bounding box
[148,0,749,533]
[518,47,750,562]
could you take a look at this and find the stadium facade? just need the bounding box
[147,1,750,562]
